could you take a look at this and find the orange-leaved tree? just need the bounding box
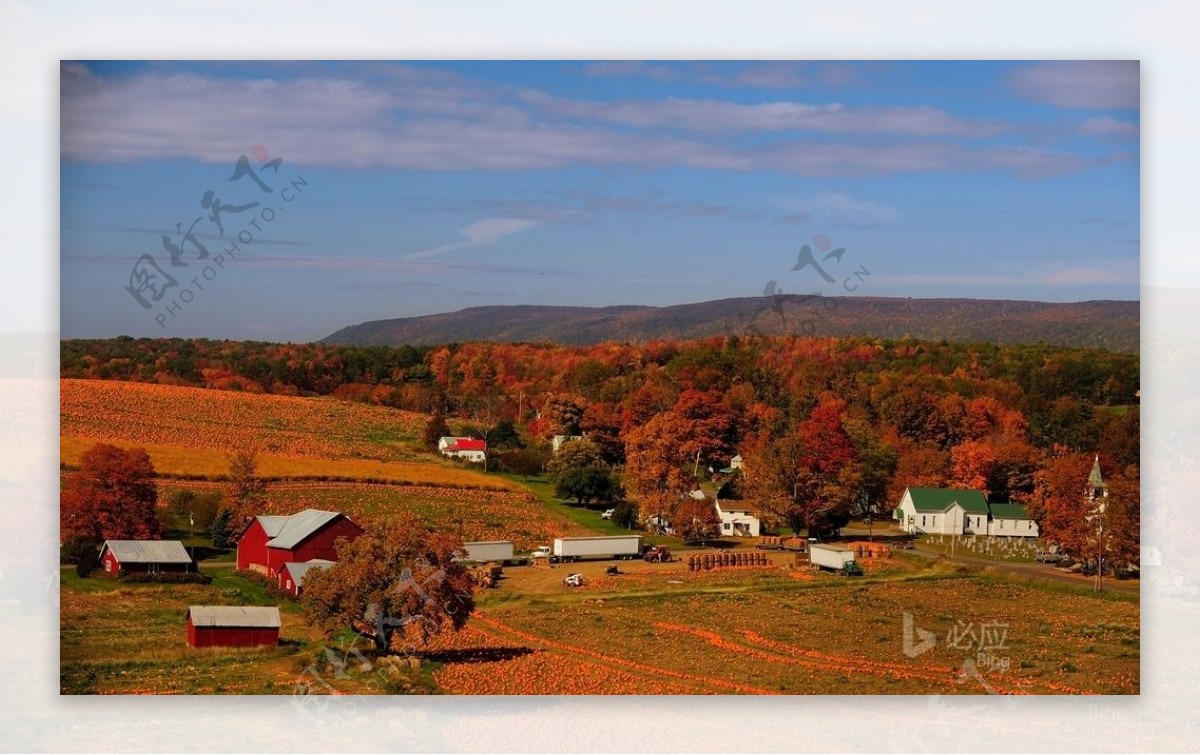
[1028,447,1093,555]
[623,410,699,525]
[744,394,861,537]
[61,443,160,542]
[302,516,475,654]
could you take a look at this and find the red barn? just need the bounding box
[98,540,192,577]
[236,510,363,577]
[186,606,280,648]
[278,559,334,597]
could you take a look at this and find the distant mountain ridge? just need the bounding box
[323,296,1140,352]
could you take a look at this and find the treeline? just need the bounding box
[61,335,1139,463]
[62,334,1139,568]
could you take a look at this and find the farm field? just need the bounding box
[60,378,428,461]
[59,572,354,695]
[61,436,516,491]
[59,558,1138,695]
[456,566,1139,695]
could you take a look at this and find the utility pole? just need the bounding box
[188,509,195,571]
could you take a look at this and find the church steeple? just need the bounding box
[1087,454,1107,501]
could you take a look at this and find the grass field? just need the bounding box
[59,554,1138,695]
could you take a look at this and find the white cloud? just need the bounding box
[522,91,1002,138]
[1008,61,1140,110]
[408,218,539,259]
[782,192,900,227]
[1081,116,1140,138]
[58,62,1115,179]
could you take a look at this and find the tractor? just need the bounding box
[643,545,672,563]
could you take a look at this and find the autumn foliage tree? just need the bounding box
[744,395,861,537]
[674,497,722,543]
[1104,466,1141,573]
[61,443,160,544]
[302,517,476,654]
[623,411,698,523]
[1028,448,1093,556]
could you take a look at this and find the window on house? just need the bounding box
[922,515,926,527]
[105,560,112,572]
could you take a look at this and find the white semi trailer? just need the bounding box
[551,535,643,562]
[462,540,515,564]
[809,543,863,575]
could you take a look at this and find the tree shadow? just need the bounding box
[423,646,536,664]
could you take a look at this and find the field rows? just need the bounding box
[61,379,426,461]
[62,436,515,491]
[452,574,1139,695]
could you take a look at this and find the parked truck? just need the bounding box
[809,543,863,576]
[462,540,516,564]
[551,535,644,562]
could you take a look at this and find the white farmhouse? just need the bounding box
[894,487,991,536]
[438,436,487,463]
[715,500,761,538]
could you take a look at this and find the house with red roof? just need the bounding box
[236,509,363,577]
[437,436,487,463]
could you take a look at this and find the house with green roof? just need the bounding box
[894,487,1039,538]
[895,487,991,536]
[986,503,1039,538]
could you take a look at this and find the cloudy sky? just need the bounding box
[60,60,1140,341]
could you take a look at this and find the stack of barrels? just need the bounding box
[685,551,770,571]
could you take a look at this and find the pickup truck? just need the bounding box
[1036,549,1069,564]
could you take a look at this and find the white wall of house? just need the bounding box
[894,490,939,534]
[894,490,993,536]
[551,435,583,453]
[715,502,760,537]
[988,517,1039,538]
[447,449,486,463]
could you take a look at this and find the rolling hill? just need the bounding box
[323,296,1140,352]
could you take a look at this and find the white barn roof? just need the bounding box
[265,510,345,550]
[254,515,292,538]
[102,540,191,564]
[187,606,281,628]
[281,559,334,585]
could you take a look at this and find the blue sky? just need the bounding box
[59,60,1140,341]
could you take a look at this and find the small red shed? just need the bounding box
[278,559,334,597]
[186,606,281,648]
[236,510,363,577]
[99,540,192,577]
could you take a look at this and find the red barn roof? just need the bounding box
[447,438,487,452]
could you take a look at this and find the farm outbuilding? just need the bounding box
[98,540,192,576]
[278,559,334,597]
[186,606,281,648]
[236,509,363,577]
